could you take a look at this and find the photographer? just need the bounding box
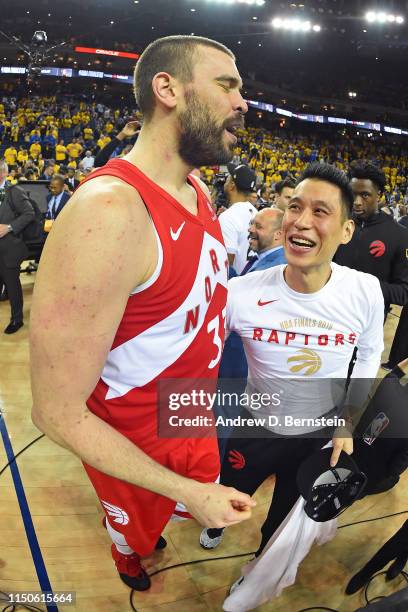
[0,159,35,334]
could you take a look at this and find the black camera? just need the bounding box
[213,172,228,208]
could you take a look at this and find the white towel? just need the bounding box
[223,495,337,611]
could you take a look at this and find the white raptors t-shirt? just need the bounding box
[227,263,384,434]
[219,201,257,274]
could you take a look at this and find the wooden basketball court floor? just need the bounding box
[0,270,407,612]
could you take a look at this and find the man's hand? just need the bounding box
[0,224,11,238]
[118,120,141,141]
[330,426,353,467]
[181,481,256,528]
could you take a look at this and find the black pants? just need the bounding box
[388,305,408,367]
[0,260,23,322]
[352,520,408,580]
[220,422,331,556]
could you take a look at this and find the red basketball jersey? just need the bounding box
[80,159,228,451]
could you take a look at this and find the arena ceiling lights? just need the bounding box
[272,18,321,33]
[365,11,404,24]
[193,0,265,5]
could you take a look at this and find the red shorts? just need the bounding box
[83,437,220,557]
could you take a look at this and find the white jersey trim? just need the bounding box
[130,221,163,296]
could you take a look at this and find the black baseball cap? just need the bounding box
[296,448,367,522]
[227,163,257,192]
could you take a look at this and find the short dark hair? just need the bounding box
[275,177,296,194]
[51,174,65,185]
[296,162,354,219]
[349,160,386,193]
[133,35,235,122]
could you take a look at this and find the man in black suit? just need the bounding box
[65,168,80,192]
[0,160,35,333]
[46,175,70,221]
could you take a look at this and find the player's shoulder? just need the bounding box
[228,265,280,293]
[391,218,408,242]
[69,174,149,221]
[380,212,406,234]
[220,201,253,216]
[218,205,235,220]
[332,262,382,298]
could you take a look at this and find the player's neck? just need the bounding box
[228,193,248,206]
[123,122,193,192]
[284,263,332,294]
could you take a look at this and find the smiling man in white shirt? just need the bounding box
[201,162,384,557]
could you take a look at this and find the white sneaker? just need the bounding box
[229,576,245,594]
[199,527,225,549]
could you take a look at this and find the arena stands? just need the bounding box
[0,96,407,216]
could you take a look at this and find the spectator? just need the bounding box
[334,160,408,312]
[274,177,296,211]
[40,164,56,181]
[55,139,67,163]
[246,207,286,272]
[65,167,80,191]
[45,175,70,224]
[398,205,408,229]
[66,137,83,161]
[29,140,42,160]
[4,144,17,168]
[94,120,140,168]
[257,183,272,210]
[0,159,35,333]
[79,151,95,171]
[218,163,257,274]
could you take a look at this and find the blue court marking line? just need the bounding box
[0,414,58,612]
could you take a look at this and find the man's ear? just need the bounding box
[151,72,178,112]
[229,179,238,194]
[340,219,355,245]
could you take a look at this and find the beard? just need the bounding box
[177,88,241,167]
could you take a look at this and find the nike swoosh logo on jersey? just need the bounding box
[258,299,279,307]
[170,222,186,241]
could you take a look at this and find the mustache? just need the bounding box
[223,114,245,130]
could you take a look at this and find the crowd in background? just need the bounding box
[0,95,136,187]
[0,96,408,218]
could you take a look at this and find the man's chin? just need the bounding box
[217,143,235,164]
[180,143,233,168]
